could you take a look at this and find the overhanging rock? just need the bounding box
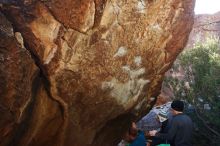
[0,0,195,146]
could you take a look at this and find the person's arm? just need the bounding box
[155,119,178,141]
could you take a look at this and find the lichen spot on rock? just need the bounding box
[137,0,147,13]
[113,46,127,58]
[134,56,142,67]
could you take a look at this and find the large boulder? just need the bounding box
[0,0,195,146]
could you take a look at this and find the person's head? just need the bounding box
[171,100,184,115]
[124,122,138,142]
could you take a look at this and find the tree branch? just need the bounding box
[194,107,220,137]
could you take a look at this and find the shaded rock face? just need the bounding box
[0,12,37,146]
[0,0,195,146]
[0,12,63,146]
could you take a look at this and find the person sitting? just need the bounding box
[118,122,147,146]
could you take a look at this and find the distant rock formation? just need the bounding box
[0,0,195,146]
[162,12,220,99]
[186,11,220,48]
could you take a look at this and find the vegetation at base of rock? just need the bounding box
[164,37,220,146]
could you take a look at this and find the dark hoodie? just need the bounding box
[156,113,193,146]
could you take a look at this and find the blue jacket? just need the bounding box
[130,131,146,146]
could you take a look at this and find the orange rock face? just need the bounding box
[0,0,195,146]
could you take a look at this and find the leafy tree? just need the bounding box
[164,37,220,146]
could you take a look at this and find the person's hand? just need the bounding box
[149,130,157,136]
[145,131,150,137]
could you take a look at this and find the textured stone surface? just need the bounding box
[0,0,195,146]
[0,11,38,146]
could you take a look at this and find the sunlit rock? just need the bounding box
[0,0,195,145]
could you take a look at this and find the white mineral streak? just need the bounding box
[130,68,145,79]
[112,2,121,15]
[17,96,32,123]
[122,65,131,73]
[15,32,24,48]
[113,46,127,58]
[101,81,114,90]
[134,56,142,67]
[150,97,155,101]
[137,0,146,13]
[101,66,150,110]
[44,46,57,64]
[151,24,162,31]
[134,98,146,111]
